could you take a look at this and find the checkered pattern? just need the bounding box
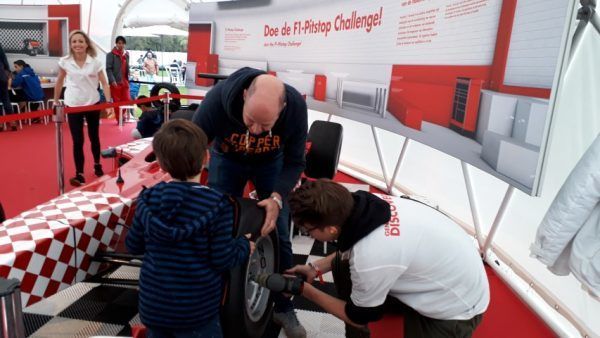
[22,236,345,338]
[0,191,132,307]
[115,138,153,159]
[0,22,45,53]
[15,183,369,336]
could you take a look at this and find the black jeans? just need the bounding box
[0,71,13,115]
[67,109,101,174]
[331,252,484,338]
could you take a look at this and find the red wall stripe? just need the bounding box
[47,5,80,57]
[48,5,80,33]
[187,24,215,86]
[47,21,62,57]
[489,0,517,91]
[498,85,551,99]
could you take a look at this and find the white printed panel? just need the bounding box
[191,0,502,66]
[504,0,571,88]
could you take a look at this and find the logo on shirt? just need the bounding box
[380,195,400,237]
[222,132,281,154]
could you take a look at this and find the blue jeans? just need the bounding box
[208,149,294,313]
[146,316,222,338]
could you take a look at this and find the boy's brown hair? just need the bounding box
[288,179,354,230]
[152,119,207,181]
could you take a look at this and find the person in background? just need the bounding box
[126,119,254,338]
[8,60,44,112]
[131,95,163,139]
[129,70,141,100]
[106,35,130,124]
[287,179,490,338]
[54,30,113,186]
[143,51,159,82]
[0,42,17,131]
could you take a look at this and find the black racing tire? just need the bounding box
[149,82,181,112]
[305,120,344,179]
[221,197,279,338]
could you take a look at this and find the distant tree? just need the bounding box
[124,36,187,53]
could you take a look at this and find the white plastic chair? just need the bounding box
[119,105,137,127]
[11,103,22,129]
[28,100,46,124]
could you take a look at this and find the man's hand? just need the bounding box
[286,264,317,284]
[257,195,280,236]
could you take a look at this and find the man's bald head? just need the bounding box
[242,74,287,135]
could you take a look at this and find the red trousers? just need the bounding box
[110,82,131,122]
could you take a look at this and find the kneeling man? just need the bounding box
[288,179,489,338]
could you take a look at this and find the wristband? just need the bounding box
[271,195,283,209]
[307,262,324,285]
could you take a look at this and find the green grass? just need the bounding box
[133,83,188,117]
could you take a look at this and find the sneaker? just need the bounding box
[273,310,307,338]
[94,164,104,177]
[69,174,85,187]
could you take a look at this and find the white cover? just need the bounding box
[531,134,600,298]
[349,195,489,320]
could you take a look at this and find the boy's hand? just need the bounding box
[286,264,317,284]
[244,233,256,255]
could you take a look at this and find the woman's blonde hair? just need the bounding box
[68,30,97,58]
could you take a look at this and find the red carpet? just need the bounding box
[0,120,135,218]
[0,123,556,337]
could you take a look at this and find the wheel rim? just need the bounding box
[244,235,275,322]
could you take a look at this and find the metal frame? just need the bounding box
[461,161,484,249]
[53,104,65,195]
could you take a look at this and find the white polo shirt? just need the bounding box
[349,194,490,320]
[58,55,103,107]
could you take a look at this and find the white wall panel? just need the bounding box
[191,0,502,66]
[504,0,570,88]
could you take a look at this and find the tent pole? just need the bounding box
[482,185,514,257]
[388,138,410,194]
[371,126,390,190]
[87,0,93,35]
[461,161,484,250]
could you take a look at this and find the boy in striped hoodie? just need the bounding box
[126,119,254,338]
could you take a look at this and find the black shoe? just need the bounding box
[10,123,18,131]
[69,174,85,187]
[94,164,104,177]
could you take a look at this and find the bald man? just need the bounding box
[192,67,308,337]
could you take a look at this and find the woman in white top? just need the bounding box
[53,30,112,187]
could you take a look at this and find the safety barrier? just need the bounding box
[0,93,204,125]
[0,278,25,338]
[0,92,205,194]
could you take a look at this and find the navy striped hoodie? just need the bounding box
[126,181,250,330]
